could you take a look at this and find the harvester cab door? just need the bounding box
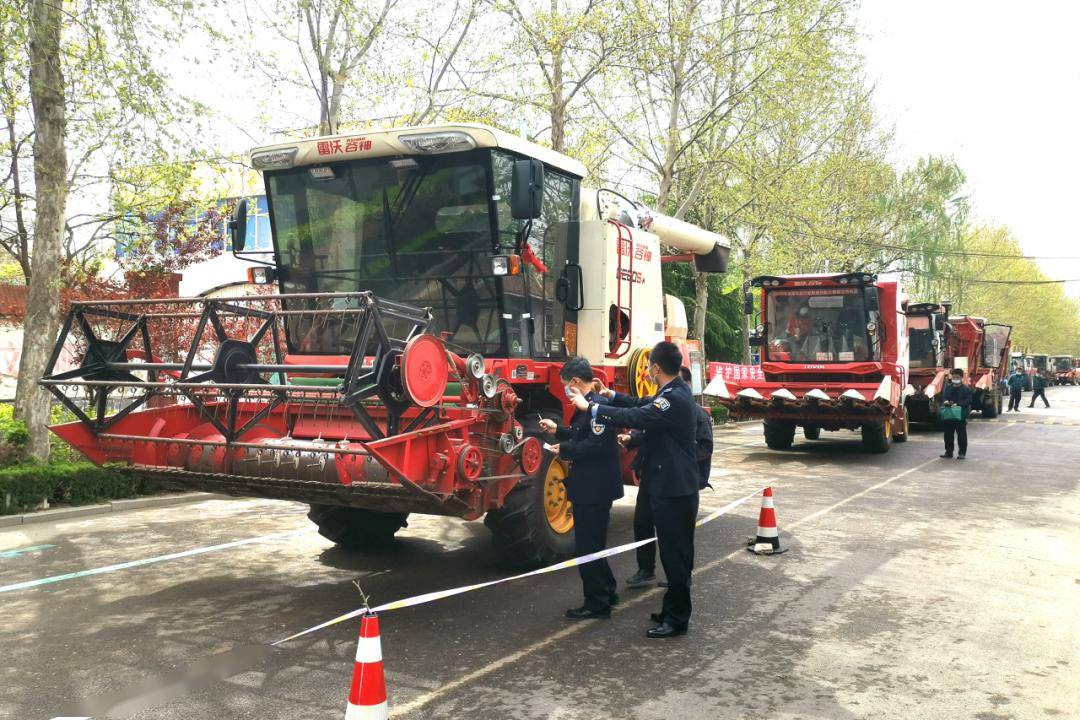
[492,151,579,358]
[981,323,1012,370]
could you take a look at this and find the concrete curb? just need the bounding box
[0,492,230,529]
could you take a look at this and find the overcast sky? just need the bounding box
[857,0,1080,294]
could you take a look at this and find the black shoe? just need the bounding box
[626,570,656,588]
[957,454,965,459]
[565,606,610,620]
[608,593,620,607]
[646,622,687,639]
[940,453,953,458]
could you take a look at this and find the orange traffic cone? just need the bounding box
[345,612,388,720]
[747,486,786,555]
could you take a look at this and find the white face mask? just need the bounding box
[951,378,962,385]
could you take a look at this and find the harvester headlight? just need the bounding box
[861,274,873,283]
[246,267,276,285]
[756,324,765,333]
[839,277,849,284]
[867,321,878,335]
[250,147,298,170]
[399,131,476,154]
[491,254,522,276]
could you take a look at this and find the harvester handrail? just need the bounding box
[70,291,382,306]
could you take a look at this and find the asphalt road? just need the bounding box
[2,386,1078,720]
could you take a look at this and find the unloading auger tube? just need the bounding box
[40,292,543,520]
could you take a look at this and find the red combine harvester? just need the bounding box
[945,314,1011,417]
[705,273,909,453]
[903,301,952,423]
[1050,355,1077,385]
[40,123,729,566]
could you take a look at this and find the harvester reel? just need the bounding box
[40,306,154,433]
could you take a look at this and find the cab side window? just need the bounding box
[492,151,575,357]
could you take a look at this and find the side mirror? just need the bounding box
[742,291,754,315]
[556,263,584,311]
[510,159,544,220]
[229,198,249,252]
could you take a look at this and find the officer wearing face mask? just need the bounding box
[940,367,972,459]
[572,341,699,639]
[539,357,623,620]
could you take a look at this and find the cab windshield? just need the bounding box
[907,314,938,369]
[1054,356,1074,372]
[266,151,501,354]
[765,288,879,363]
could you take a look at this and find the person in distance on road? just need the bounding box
[570,341,699,639]
[1029,371,1050,408]
[1007,364,1026,412]
[538,357,623,620]
[940,367,972,459]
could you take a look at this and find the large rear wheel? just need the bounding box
[982,389,1000,418]
[763,419,796,449]
[484,453,576,567]
[861,419,892,453]
[307,505,409,550]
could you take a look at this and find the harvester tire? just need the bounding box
[803,426,821,440]
[982,389,1000,419]
[763,419,796,450]
[307,505,409,550]
[861,420,892,453]
[484,453,576,568]
[893,411,909,443]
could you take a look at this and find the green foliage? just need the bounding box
[661,261,743,361]
[0,462,157,515]
[709,404,729,425]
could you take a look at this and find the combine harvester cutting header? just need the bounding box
[705,273,909,453]
[40,123,729,566]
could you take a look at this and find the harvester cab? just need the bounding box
[903,301,953,423]
[40,123,729,567]
[705,273,909,453]
[946,315,1011,417]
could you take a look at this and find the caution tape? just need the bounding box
[273,487,764,646]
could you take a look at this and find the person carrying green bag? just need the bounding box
[940,368,973,459]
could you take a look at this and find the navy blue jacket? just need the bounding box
[1007,372,1025,392]
[553,395,624,505]
[593,377,700,498]
[941,381,973,421]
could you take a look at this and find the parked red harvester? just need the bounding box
[40,123,730,566]
[943,314,1011,417]
[1050,355,1077,385]
[705,273,909,453]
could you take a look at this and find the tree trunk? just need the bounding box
[741,259,753,364]
[15,0,67,460]
[549,1,565,153]
[692,272,709,343]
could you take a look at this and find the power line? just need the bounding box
[827,235,1080,261]
[896,268,1080,285]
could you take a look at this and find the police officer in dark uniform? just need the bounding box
[571,341,699,638]
[616,366,712,590]
[540,357,624,619]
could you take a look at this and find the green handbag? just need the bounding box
[939,405,962,421]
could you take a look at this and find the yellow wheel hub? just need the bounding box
[629,348,658,398]
[543,459,574,534]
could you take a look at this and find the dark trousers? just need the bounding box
[573,501,616,611]
[1029,388,1049,407]
[943,419,967,455]
[633,475,656,573]
[1008,389,1022,411]
[651,492,699,629]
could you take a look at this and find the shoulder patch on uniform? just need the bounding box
[653,397,671,411]
[590,420,606,435]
